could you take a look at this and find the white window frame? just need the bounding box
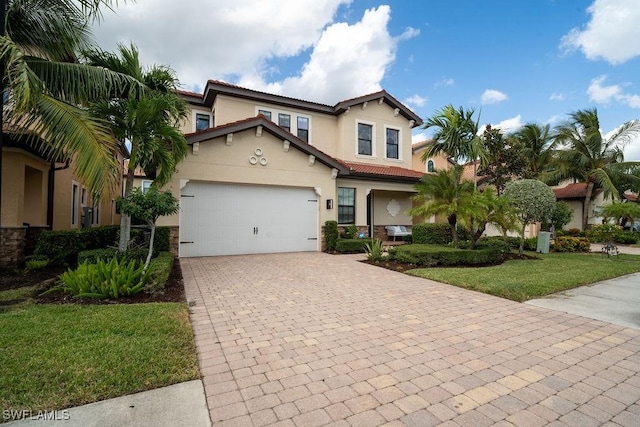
[255,106,313,144]
[384,125,402,162]
[71,181,79,228]
[192,110,212,132]
[355,120,376,159]
[142,180,153,194]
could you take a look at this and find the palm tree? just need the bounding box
[87,44,188,251]
[420,104,485,186]
[409,165,476,247]
[459,187,517,249]
[1,0,142,200]
[550,109,640,230]
[511,123,555,180]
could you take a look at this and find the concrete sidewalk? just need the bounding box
[4,380,211,427]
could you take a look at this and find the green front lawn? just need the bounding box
[407,252,640,302]
[0,303,198,413]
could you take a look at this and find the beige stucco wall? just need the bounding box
[372,190,413,226]
[1,149,49,227]
[336,102,413,168]
[411,149,452,173]
[160,128,339,234]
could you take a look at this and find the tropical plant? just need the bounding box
[503,179,556,255]
[1,0,142,199]
[117,187,180,270]
[324,220,339,252]
[420,105,485,185]
[550,109,640,229]
[364,239,384,261]
[409,165,476,248]
[600,202,640,228]
[511,123,555,179]
[56,258,150,299]
[458,188,518,249]
[87,44,188,251]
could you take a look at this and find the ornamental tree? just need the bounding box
[117,186,179,270]
[503,179,556,255]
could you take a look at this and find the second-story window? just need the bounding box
[357,123,373,156]
[427,160,435,172]
[195,113,210,132]
[297,117,309,142]
[386,128,399,159]
[278,113,291,132]
[258,109,272,120]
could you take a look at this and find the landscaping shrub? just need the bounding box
[324,220,339,252]
[412,223,451,245]
[336,238,375,253]
[364,239,384,261]
[523,237,538,251]
[551,236,590,252]
[34,226,120,266]
[388,244,502,267]
[77,248,148,264]
[585,224,637,244]
[341,225,359,239]
[24,258,49,272]
[146,252,175,292]
[614,231,638,244]
[473,237,513,254]
[55,258,150,299]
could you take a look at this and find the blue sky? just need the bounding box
[92,0,640,159]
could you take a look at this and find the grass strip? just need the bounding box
[407,252,640,302]
[0,303,198,412]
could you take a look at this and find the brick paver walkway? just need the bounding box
[181,253,640,426]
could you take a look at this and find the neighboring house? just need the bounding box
[411,139,455,173]
[552,182,607,230]
[1,134,121,266]
[157,80,423,257]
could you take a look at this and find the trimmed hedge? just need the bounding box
[147,252,175,292]
[34,226,120,266]
[324,220,339,252]
[412,223,451,244]
[336,238,376,254]
[388,244,503,267]
[34,225,172,267]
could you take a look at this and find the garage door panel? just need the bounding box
[180,182,318,257]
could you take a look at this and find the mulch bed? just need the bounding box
[0,259,185,305]
[362,252,539,272]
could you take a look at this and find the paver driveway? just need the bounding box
[181,252,640,426]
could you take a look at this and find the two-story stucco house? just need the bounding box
[158,80,424,257]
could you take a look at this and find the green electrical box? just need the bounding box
[537,231,551,254]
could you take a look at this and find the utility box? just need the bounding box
[82,207,93,229]
[537,231,551,254]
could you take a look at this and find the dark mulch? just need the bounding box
[362,252,539,273]
[0,260,185,305]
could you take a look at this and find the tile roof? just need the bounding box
[553,183,589,199]
[624,192,638,202]
[341,161,424,180]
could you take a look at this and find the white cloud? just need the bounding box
[549,92,566,101]
[434,77,455,88]
[588,75,640,108]
[560,0,640,64]
[90,0,370,98]
[481,89,508,105]
[490,115,523,134]
[399,27,420,40]
[404,94,427,108]
[605,125,640,161]
[267,5,399,104]
[412,131,429,144]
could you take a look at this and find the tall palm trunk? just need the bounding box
[118,166,135,252]
[582,182,594,231]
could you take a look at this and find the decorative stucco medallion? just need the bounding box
[386,199,401,217]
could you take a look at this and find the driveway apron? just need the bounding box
[181,252,640,426]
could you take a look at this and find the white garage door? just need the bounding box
[179,182,319,257]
